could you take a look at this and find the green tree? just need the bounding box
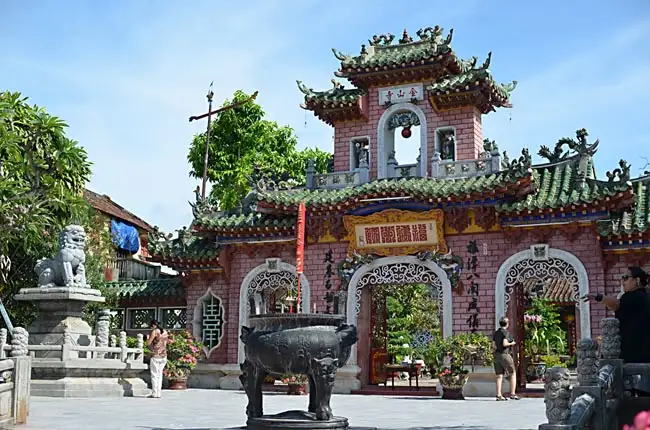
[187,90,332,210]
[0,91,104,328]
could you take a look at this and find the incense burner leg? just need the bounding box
[240,360,266,418]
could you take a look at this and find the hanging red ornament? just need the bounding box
[401,126,412,138]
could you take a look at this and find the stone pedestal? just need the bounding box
[14,286,149,398]
[15,287,105,358]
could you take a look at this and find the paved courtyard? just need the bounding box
[20,390,545,430]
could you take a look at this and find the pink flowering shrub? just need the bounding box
[163,330,203,380]
[524,314,543,324]
[624,411,650,430]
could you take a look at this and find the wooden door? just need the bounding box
[369,287,388,385]
[508,283,527,390]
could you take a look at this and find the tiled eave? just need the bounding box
[499,190,635,226]
[301,103,367,126]
[601,235,650,251]
[429,86,511,114]
[147,255,221,272]
[255,176,535,215]
[336,52,461,87]
[192,225,295,237]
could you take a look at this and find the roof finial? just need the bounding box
[360,44,367,56]
[399,28,413,44]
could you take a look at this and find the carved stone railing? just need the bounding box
[538,318,624,430]
[306,160,369,189]
[431,151,502,179]
[0,328,32,426]
[389,163,418,178]
[2,330,145,363]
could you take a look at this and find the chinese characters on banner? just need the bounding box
[466,240,480,332]
[295,202,306,313]
[378,83,424,105]
[355,221,437,249]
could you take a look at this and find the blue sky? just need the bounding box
[2,1,649,232]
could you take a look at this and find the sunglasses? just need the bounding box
[622,275,630,280]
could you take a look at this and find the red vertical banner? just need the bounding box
[295,202,306,313]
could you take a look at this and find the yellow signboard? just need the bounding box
[343,209,447,256]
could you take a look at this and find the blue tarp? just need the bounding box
[111,220,140,253]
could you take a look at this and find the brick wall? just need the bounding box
[332,83,484,176]
[183,226,614,365]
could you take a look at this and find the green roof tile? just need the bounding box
[148,228,220,260]
[333,27,454,71]
[104,278,184,299]
[427,55,517,101]
[496,156,631,214]
[598,176,650,236]
[297,81,366,106]
[194,212,297,230]
[256,171,530,208]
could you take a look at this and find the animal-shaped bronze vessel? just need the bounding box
[240,313,358,429]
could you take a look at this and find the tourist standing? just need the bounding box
[583,266,650,395]
[147,319,170,399]
[493,317,520,401]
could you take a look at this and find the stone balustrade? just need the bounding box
[20,330,144,363]
[0,327,32,426]
[431,151,502,179]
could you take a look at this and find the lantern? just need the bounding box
[401,126,412,138]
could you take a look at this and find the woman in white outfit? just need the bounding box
[146,319,169,398]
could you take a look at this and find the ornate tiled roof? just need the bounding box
[427,53,517,114]
[598,175,650,237]
[297,80,367,125]
[193,211,297,231]
[497,135,633,215]
[147,227,221,268]
[253,170,533,213]
[333,26,462,86]
[497,160,631,214]
[104,278,184,299]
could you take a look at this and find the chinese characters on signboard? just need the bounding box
[355,221,438,249]
[378,83,424,105]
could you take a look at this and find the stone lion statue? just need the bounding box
[34,225,88,288]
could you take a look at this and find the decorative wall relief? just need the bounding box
[466,240,480,332]
[323,248,335,314]
[337,249,463,291]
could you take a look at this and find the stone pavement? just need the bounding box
[20,390,545,430]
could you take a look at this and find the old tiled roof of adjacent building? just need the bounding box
[522,278,576,303]
[147,228,222,268]
[84,189,154,232]
[598,175,650,237]
[104,278,184,299]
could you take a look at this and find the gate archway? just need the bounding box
[345,256,452,366]
[238,259,311,364]
[494,246,591,339]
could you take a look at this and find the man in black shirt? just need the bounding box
[583,266,650,395]
[493,317,520,401]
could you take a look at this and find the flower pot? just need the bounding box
[287,383,307,395]
[168,377,187,390]
[441,386,465,400]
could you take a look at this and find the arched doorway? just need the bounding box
[494,246,590,339]
[376,103,428,178]
[345,255,452,370]
[237,259,311,364]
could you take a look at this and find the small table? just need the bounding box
[384,363,419,390]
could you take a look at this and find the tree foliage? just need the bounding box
[187,90,332,210]
[0,91,112,328]
[381,284,440,359]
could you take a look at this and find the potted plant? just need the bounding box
[524,299,567,382]
[163,330,202,390]
[280,373,308,395]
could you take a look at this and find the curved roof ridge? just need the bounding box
[531,140,599,170]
